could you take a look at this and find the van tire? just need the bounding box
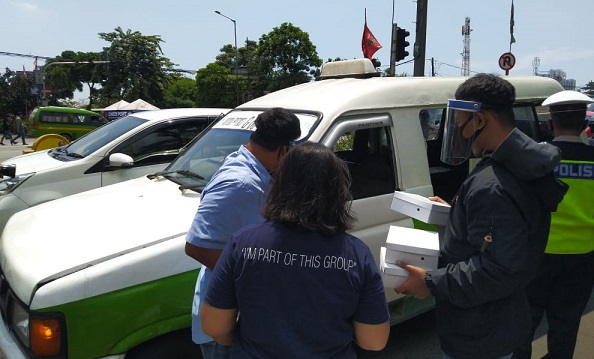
[125,328,203,359]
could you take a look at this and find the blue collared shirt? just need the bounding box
[186,145,271,344]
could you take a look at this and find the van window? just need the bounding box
[419,109,442,141]
[423,107,468,202]
[514,106,539,140]
[40,111,104,126]
[329,118,396,200]
[114,118,213,166]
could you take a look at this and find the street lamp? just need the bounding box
[215,10,239,106]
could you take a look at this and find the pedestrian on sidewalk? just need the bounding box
[1,116,13,145]
[11,115,27,145]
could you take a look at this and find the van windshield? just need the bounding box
[160,109,318,191]
[60,116,147,157]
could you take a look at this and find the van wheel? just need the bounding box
[125,328,203,359]
[59,133,73,142]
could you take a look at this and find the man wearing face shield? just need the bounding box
[394,74,568,359]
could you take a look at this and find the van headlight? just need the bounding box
[0,173,34,196]
[11,299,65,357]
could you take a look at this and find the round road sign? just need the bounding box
[498,52,516,71]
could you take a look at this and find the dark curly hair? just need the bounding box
[456,73,516,126]
[250,107,301,151]
[262,142,356,236]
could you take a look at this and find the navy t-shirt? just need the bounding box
[205,221,389,359]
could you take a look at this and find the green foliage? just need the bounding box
[334,132,354,151]
[162,77,198,108]
[3,23,326,112]
[195,63,236,108]
[582,81,594,96]
[255,23,322,93]
[0,68,37,118]
[44,50,106,108]
[97,27,176,107]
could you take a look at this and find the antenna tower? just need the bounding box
[532,57,540,75]
[461,17,472,76]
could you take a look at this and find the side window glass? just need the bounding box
[419,109,442,141]
[333,126,395,200]
[513,106,538,140]
[117,119,209,166]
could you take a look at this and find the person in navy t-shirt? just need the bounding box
[201,142,390,358]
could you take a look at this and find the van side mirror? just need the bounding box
[108,153,134,167]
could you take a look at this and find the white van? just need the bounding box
[0,60,564,359]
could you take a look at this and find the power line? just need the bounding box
[0,51,51,60]
[2,51,197,75]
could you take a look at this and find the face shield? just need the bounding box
[440,99,482,166]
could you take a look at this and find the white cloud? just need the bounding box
[11,1,37,12]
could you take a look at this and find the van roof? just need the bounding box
[239,76,564,118]
[35,106,101,114]
[129,108,230,121]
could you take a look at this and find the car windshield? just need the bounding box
[161,109,318,191]
[58,115,148,157]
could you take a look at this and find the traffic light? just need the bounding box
[395,27,410,62]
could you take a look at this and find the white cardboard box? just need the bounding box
[390,191,450,225]
[380,247,409,288]
[385,225,439,270]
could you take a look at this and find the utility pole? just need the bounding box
[413,0,428,77]
[461,17,472,76]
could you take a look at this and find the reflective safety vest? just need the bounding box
[547,160,594,254]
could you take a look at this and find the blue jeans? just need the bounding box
[12,128,25,144]
[443,353,512,359]
[200,341,233,359]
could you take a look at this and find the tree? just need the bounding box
[254,23,322,94]
[215,39,258,102]
[0,69,37,118]
[195,63,235,108]
[582,81,594,96]
[44,50,106,108]
[162,77,198,108]
[98,27,176,107]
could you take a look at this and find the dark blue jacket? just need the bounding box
[426,128,568,359]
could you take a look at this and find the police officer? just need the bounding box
[514,90,594,359]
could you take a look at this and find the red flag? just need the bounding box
[22,65,27,79]
[362,22,382,59]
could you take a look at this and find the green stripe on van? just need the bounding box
[37,269,199,359]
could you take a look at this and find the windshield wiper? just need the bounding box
[178,184,205,193]
[147,169,205,180]
[175,170,204,180]
[64,150,84,158]
[147,170,176,180]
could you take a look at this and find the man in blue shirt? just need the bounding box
[185,107,301,359]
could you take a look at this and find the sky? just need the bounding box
[2,0,593,101]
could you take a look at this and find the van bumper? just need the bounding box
[0,315,26,359]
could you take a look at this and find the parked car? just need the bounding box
[0,60,564,359]
[0,108,229,231]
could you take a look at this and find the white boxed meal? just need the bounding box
[384,225,439,270]
[380,247,409,288]
[390,191,450,225]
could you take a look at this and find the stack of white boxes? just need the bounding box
[379,191,449,288]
